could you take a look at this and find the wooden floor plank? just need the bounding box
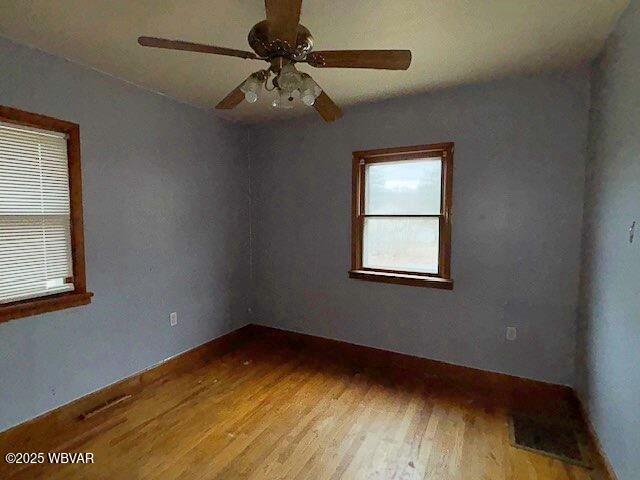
[3,340,605,480]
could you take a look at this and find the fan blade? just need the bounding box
[264,0,302,47]
[215,83,245,110]
[307,50,412,70]
[313,91,342,123]
[138,36,260,60]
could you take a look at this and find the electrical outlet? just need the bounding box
[506,326,517,341]
[170,312,178,327]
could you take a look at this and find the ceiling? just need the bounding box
[0,1,629,123]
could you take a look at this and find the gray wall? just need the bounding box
[577,1,640,478]
[0,37,251,431]
[0,34,598,433]
[249,70,591,386]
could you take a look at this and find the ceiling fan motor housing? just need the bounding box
[248,20,314,61]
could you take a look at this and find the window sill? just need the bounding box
[348,270,454,290]
[0,291,93,323]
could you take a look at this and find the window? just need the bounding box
[349,143,453,289]
[0,106,92,322]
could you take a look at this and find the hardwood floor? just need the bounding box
[2,333,604,479]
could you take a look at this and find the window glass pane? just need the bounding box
[363,217,439,274]
[0,121,74,304]
[365,158,442,215]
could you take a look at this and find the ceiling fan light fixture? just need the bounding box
[240,71,266,104]
[276,63,303,94]
[300,74,322,106]
[272,89,294,109]
[301,91,315,106]
[140,0,412,122]
[244,90,259,103]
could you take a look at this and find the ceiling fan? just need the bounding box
[138,0,411,122]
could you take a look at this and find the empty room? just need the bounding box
[0,1,638,479]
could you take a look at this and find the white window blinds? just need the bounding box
[0,121,74,304]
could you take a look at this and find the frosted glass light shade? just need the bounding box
[301,91,316,106]
[277,63,302,93]
[240,74,263,103]
[272,89,294,109]
[300,74,322,106]
[244,91,258,103]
